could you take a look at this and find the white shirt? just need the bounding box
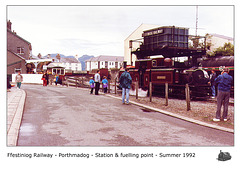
[94,73,100,82]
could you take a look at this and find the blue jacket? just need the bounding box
[102,79,108,88]
[89,79,94,85]
[215,73,233,92]
[119,71,132,89]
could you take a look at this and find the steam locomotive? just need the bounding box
[122,26,234,98]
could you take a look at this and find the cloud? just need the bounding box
[7,5,234,56]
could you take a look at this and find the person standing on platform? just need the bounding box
[119,68,132,105]
[42,72,48,86]
[213,67,233,122]
[15,71,23,89]
[102,76,108,93]
[94,70,101,95]
[208,69,217,98]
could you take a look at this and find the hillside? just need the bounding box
[42,54,94,70]
[78,55,94,70]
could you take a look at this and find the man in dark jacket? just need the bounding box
[213,67,233,122]
[119,68,132,104]
[209,70,217,98]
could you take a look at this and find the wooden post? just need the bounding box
[165,83,168,106]
[82,77,84,87]
[75,77,78,88]
[185,84,191,111]
[114,78,117,94]
[108,80,110,93]
[79,77,81,87]
[149,82,152,102]
[67,77,69,87]
[136,81,138,99]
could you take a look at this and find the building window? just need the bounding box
[17,47,24,54]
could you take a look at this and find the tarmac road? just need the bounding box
[17,84,234,146]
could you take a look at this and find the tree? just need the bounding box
[207,42,234,57]
[214,42,234,56]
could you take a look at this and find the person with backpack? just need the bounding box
[119,68,132,104]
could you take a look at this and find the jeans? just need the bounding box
[17,82,21,89]
[211,85,216,97]
[122,88,130,103]
[216,90,230,119]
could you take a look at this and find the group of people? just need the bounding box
[12,67,232,122]
[90,67,232,122]
[41,72,61,86]
[89,68,133,105]
[89,70,109,95]
[209,68,233,122]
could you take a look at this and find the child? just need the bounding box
[89,77,95,94]
[55,74,59,85]
[102,76,108,93]
[15,71,23,89]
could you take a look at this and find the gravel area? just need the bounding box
[113,91,234,130]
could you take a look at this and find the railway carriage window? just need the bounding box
[57,69,60,75]
[61,69,64,75]
[152,60,157,67]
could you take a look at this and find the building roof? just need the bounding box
[209,33,233,41]
[47,63,65,68]
[59,57,79,63]
[26,59,53,64]
[7,29,31,45]
[7,49,26,61]
[85,55,124,62]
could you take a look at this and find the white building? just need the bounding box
[206,33,234,53]
[85,55,124,71]
[47,57,82,73]
[124,24,161,66]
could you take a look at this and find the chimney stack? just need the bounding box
[7,20,12,30]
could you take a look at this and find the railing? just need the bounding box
[63,76,120,94]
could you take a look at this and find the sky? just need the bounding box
[7,5,234,58]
